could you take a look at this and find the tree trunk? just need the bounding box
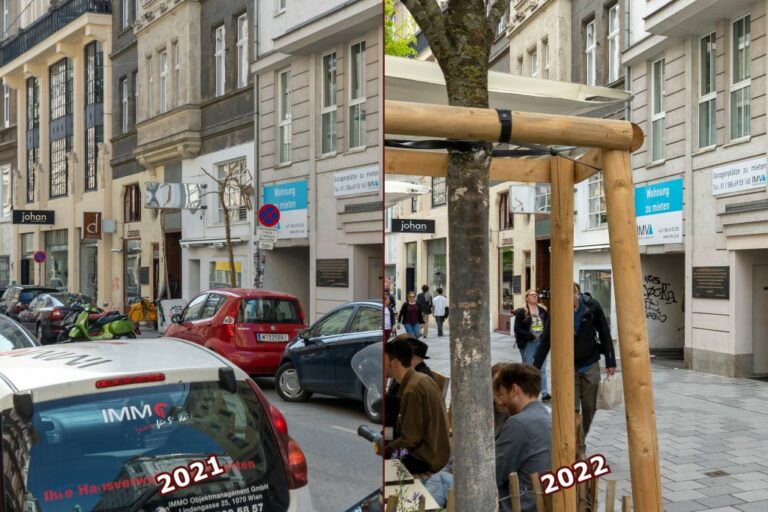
[221,191,237,289]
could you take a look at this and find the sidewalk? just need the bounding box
[420,327,768,512]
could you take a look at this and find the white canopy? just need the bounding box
[385,55,630,116]
[384,179,431,208]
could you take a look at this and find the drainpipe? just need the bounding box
[252,2,261,288]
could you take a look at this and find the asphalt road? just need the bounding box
[253,378,382,512]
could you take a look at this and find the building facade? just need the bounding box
[254,0,382,321]
[626,0,768,375]
[1,0,113,304]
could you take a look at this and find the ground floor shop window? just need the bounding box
[21,233,34,284]
[80,236,98,300]
[500,248,514,314]
[209,260,242,289]
[427,238,447,293]
[0,256,9,287]
[125,239,141,304]
[405,242,417,295]
[580,269,612,319]
[44,229,68,289]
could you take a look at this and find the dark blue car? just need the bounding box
[275,300,382,422]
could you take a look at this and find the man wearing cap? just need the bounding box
[384,335,436,426]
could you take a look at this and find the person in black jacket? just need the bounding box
[514,290,551,401]
[533,282,616,455]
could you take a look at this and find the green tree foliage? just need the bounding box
[385,0,417,57]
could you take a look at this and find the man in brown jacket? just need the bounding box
[383,337,450,474]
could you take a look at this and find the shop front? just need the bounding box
[124,239,141,305]
[426,238,447,294]
[498,243,515,332]
[44,230,68,289]
[79,236,98,299]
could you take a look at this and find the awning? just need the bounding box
[385,180,431,208]
[385,55,631,116]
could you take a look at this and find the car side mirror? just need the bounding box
[171,314,182,324]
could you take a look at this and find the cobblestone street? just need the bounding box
[421,325,768,511]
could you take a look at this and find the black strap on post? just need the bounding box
[497,109,513,144]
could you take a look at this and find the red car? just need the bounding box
[166,288,306,375]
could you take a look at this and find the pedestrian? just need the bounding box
[432,288,448,337]
[380,337,450,475]
[492,362,511,438]
[514,290,551,401]
[384,293,395,342]
[494,363,551,512]
[397,291,424,338]
[416,284,433,338]
[384,285,395,309]
[533,282,616,456]
[384,335,436,427]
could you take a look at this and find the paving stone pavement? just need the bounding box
[418,326,768,511]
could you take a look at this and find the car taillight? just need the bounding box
[15,303,25,312]
[246,378,308,489]
[287,437,308,487]
[50,307,62,320]
[95,373,166,388]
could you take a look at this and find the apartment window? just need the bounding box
[699,33,716,148]
[132,71,138,125]
[497,9,506,36]
[0,164,8,218]
[321,52,337,154]
[3,0,8,37]
[159,50,168,113]
[214,25,226,97]
[542,39,550,79]
[411,196,418,213]
[26,77,39,203]
[432,177,446,207]
[49,59,72,199]
[85,42,103,192]
[651,59,665,161]
[499,192,514,230]
[534,184,551,212]
[529,48,538,78]
[585,20,596,86]
[349,41,366,149]
[237,14,248,88]
[124,184,141,223]
[173,42,180,107]
[731,15,751,139]
[276,0,286,13]
[147,56,154,116]
[607,4,620,83]
[588,172,607,228]
[121,77,129,133]
[121,0,130,29]
[2,85,8,128]
[278,69,291,164]
[217,158,248,223]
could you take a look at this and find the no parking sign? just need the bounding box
[33,251,46,264]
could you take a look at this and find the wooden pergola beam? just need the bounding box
[386,100,644,152]
[384,147,603,184]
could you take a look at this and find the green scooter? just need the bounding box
[57,303,138,342]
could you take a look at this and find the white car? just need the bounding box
[0,338,313,512]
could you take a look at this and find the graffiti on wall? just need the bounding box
[643,274,678,323]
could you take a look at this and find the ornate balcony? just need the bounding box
[0,0,111,67]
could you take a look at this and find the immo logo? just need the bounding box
[101,402,168,423]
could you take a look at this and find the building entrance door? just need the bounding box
[368,257,382,298]
[753,265,768,375]
[79,240,98,300]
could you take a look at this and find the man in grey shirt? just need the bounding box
[493,363,551,512]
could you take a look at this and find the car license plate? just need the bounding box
[259,333,289,342]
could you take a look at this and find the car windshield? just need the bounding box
[239,298,302,324]
[0,319,34,350]
[2,381,289,512]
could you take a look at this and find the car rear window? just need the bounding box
[51,294,93,307]
[239,298,302,324]
[20,289,56,304]
[2,381,289,512]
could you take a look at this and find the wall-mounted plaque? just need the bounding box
[316,259,349,288]
[692,266,729,299]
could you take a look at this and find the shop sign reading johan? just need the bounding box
[12,209,55,225]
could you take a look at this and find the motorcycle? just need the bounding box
[57,303,138,342]
[345,343,384,512]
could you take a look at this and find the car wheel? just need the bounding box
[275,363,312,402]
[363,385,382,423]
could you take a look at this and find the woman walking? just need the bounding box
[397,291,424,338]
[514,290,551,401]
[384,293,396,341]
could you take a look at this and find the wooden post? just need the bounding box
[621,496,631,512]
[531,473,548,512]
[419,494,426,512]
[549,156,577,512]
[447,488,455,512]
[605,481,616,512]
[385,495,398,512]
[601,149,663,510]
[509,473,522,512]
